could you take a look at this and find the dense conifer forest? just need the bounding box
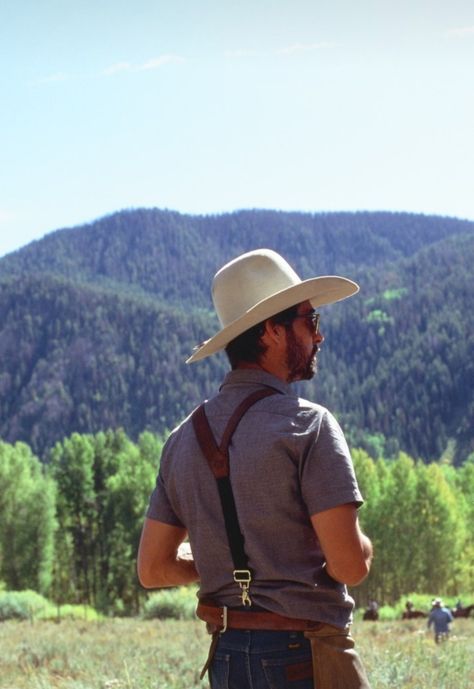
[0,207,473,464]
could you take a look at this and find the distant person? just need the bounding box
[138,248,373,688]
[428,598,454,643]
[363,599,379,621]
[368,599,379,613]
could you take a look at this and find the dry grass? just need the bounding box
[356,618,473,688]
[0,617,472,688]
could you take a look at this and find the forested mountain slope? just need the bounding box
[0,208,473,463]
[2,209,473,304]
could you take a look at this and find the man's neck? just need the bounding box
[236,360,289,383]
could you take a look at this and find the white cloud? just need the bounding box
[277,42,337,55]
[101,55,185,77]
[446,26,474,37]
[223,44,336,59]
[102,62,132,76]
[39,55,185,85]
[36,72,69,84]
[138,54,185,70]
[224,49,261,58]
[224,41,340,58]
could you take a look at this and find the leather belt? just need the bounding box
[197,602,324,632]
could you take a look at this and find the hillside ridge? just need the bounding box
[0,208,473,463]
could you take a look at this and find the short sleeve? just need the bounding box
[146,469,184,527]
[301,410,363,515]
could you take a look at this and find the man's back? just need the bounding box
[147,368,362,627]
[429,606,453,632]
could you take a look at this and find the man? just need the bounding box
[138,248,373,688]
[428,598,454,643]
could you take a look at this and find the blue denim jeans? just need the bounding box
[209,629,313,689]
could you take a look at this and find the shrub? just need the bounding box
[0,590,101,621]
[142,586,198,620]
[53,604,101,621]
[0,590,54,620]
[378,605,398,621]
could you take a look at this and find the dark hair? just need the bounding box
[225,304,299,368]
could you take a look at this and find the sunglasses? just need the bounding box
[292,311,320,334]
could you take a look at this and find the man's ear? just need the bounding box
[262,319,284,345]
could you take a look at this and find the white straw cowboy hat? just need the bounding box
[186,248,359,363]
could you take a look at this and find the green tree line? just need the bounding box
[1,432,473,613]
[0,431,163,614]
[352,449,474,606]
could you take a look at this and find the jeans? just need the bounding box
[209,629,313,689]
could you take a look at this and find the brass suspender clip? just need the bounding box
[220,606,228,633]
[233,569,252,606]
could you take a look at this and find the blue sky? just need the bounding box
[1,0,474,258]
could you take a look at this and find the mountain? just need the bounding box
[0,208,473,463]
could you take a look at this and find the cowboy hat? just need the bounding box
[186,248,359,363]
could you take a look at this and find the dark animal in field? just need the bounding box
[402,609,427,619]
[363,609,379,621]
[452,604,474,618]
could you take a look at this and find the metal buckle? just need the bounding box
[220,606,228,633]
[233,569,252,584]
[233,569,252,606]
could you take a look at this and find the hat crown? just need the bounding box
[212,249,301,327]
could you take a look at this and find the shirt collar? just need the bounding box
[220,368,291,395]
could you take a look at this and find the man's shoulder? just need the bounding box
[250,389,330,424]
[164,385,331,449]
[294,394,327,414]
[161,407,198,451]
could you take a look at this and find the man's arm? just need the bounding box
[137,517,200,589]
[311,503,373,587]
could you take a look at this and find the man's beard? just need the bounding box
[285,328,318,382]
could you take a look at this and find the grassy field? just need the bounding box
[0,617,472,689]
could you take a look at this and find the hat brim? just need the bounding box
[186,275,359,363]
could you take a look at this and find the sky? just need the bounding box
[1,0,474,258]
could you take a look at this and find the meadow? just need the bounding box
[0,617,472,689]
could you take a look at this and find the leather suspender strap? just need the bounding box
[191,387,280,605]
